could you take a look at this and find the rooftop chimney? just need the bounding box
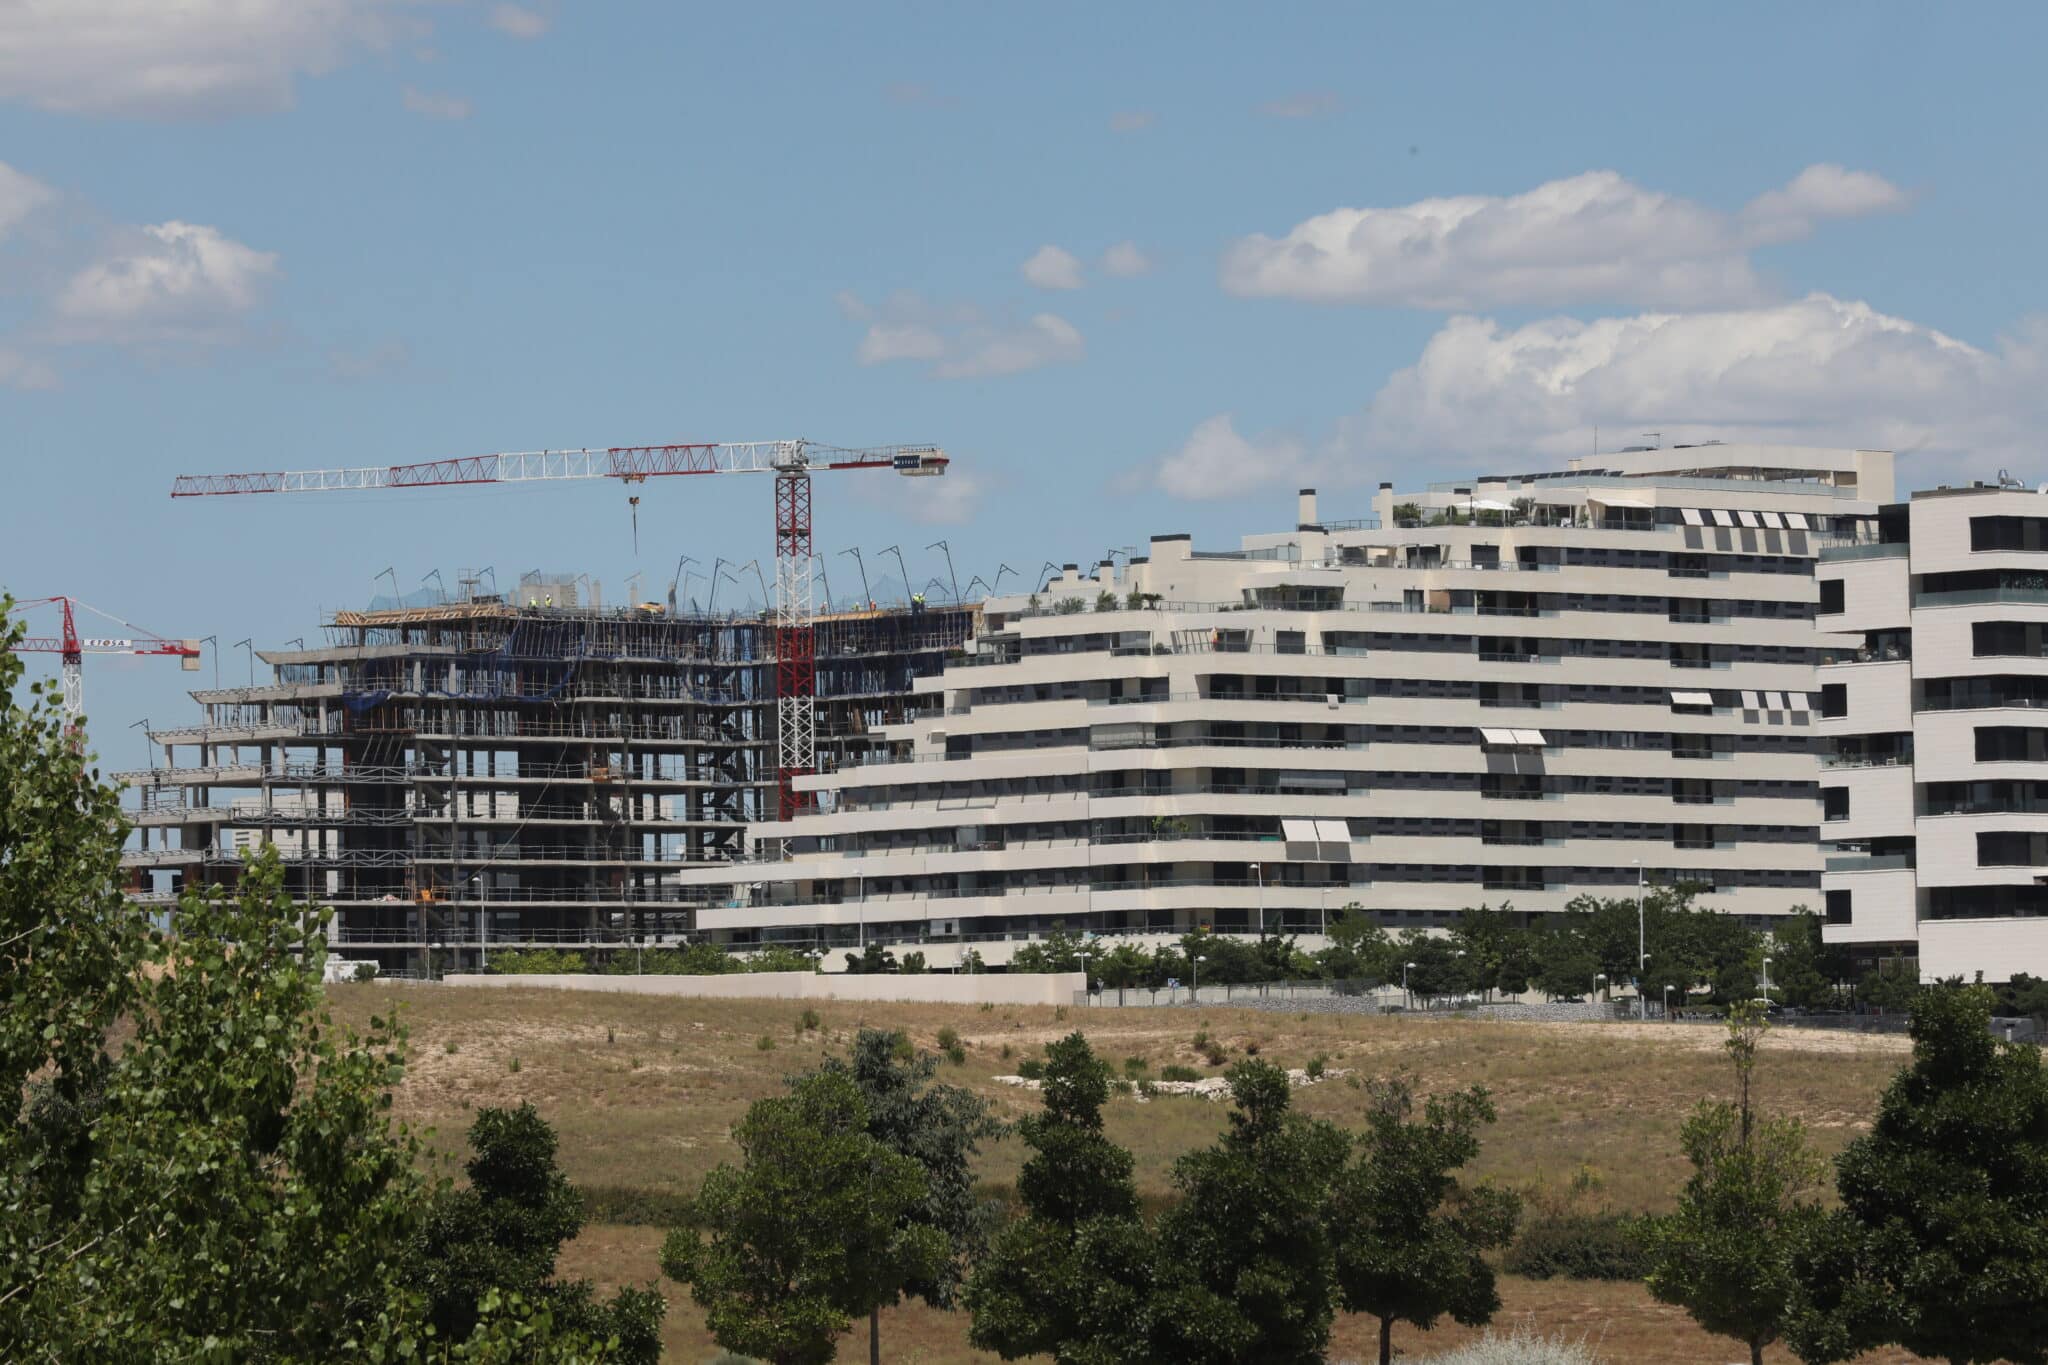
[1298,488,1319,528]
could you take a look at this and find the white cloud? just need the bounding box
[0,162,54,238]
[1100,240,1152,278]
[0,0,416,119]
[841,290,1084,380]
[1109,110,1156,133]
[1021,244,1084,291]
[1257,91,1341,119]
[1133,415,1314,501]
[1131,294,2048,498]
[402,86,471,120]
[1220,165,1909,310]
[0,347,59,390]
[53,221,280,343]
[488,4,548,38]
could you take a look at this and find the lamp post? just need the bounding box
[1594,971,1606,1002]
[1191,951,1205,1000]
[1403,959,1418,1009]
[856,871,866,950]
[1319,884,1329,937]
[1761,955,1773,1001]
[1251,862,1264,937]
[1663,984,1675,1021]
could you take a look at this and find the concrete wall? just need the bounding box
[442,970,1087,1007]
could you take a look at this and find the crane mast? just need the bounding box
[170,437,948,817]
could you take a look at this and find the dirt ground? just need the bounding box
[328,983,1933,1363]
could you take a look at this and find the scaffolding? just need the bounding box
[121,595,979,973]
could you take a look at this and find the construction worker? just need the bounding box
[911,592,925,615]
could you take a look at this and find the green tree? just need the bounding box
[1785,983,2048,1365]
[966,1033,1156,1363]
[1646,1003,1823,1365]
[1,846,434,1358]
[810,1029,1002,1365]
[1450,904,1534,998]
[842,941,898,974]
[662,1069,948,1365]
[415,1103,663,1361]
[1329,1077,1521,1365]
[1316,905,1392,982]
[1149,1060,1350,1364]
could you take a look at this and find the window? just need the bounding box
[1818,578,1845,614]
[1823,787,1850,821]
[1825,889,1851,924]
[1973,621,2048,658]
[1977,830,2048,867]
[1977,726,2048,763]
[1971,515,2048,552]
[1821,683,1847,718]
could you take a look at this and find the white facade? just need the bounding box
[677,443,1886,959]
[1820,481,2048,981]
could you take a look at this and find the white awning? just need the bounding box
[1508,729,1544,746]
[1313,819,1352,844]
[1735,509,1761,528]
[1281,818,1320,843]
[1782,512,1810,530]
[1680,507,1704,526]
[1468,497,1517,512]
[1741,690,1763,710]
[1672,690,1715,707]
[1710,509,1736,527]
[1478,726,1518,744]
[1787,691,1810,712]
[1758,511,1786,529]
[1595,492,1656,509]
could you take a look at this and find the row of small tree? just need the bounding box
[665,1029,1515,1365]
[1010,888,1925,1010]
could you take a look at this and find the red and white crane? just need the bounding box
[169,439,948,816]
[4,596,202,727]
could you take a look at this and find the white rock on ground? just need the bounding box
[992,1067,1351,1102]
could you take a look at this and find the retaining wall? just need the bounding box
[441,970,1087,1007]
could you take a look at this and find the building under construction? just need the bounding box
[120,583,977,973]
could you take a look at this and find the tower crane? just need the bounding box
[3,596,202,727]
[168,439,948,815]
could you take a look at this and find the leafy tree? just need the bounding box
[662,1069,949,1365]
[1759,909,1853,1009]
[1646,1003,1823,1365]
[1329,1077,1521,1365]
[1316,906,1392,982]
[1011,926,1087,973]
[1994,972,2048,1031]
[1785,983,2048,1364]
[1149,1060,1350,1364]
[967,1033,1156,1363]
[1095,590,1119,612]
[810,1030,1002,1365]
[0,606,654,1363]
[842,941,898,974]
[1393,929,1474,1000]
[1450,904,1535,997]
[415,1103,663,1362]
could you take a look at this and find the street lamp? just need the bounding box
[1594,971,1607,1002]
[1403,960,1418,1008]
[1319,884,1329,937]
[856,871,866,950]
[1251,862,1264,936]
[1663,984,1675,1020]
[468,871,488,971]
[1191,951,1205,998]
[1761,956,1773,1000]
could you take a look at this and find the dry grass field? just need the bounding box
[327,983,1931,1364]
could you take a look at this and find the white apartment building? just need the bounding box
[1820,481,2048,982]
[678,443,1889,968]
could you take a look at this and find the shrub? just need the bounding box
[1016,1058,1046,1081]
[508,1056,521,1073]
[1503,1211,1651,1281]
[352,962,378,982]
[755,1035,775,1052]
[1109,1078,1134,1095]
[999,1043,1013,1060]
[945,1044,967,1067]
[1414,1321,1607,1364]
[888,1030,914,1062]
[1159,1064,1202,1083]
[1306,1053,1328,1080]
[579,1184,696,1227]
[1123,1056,1149,1078]
[936,1026,959,1051]
[444,1040,460,1055]
[606,1025,616,1045]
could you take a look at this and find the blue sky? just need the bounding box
[2,0,2045,759]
